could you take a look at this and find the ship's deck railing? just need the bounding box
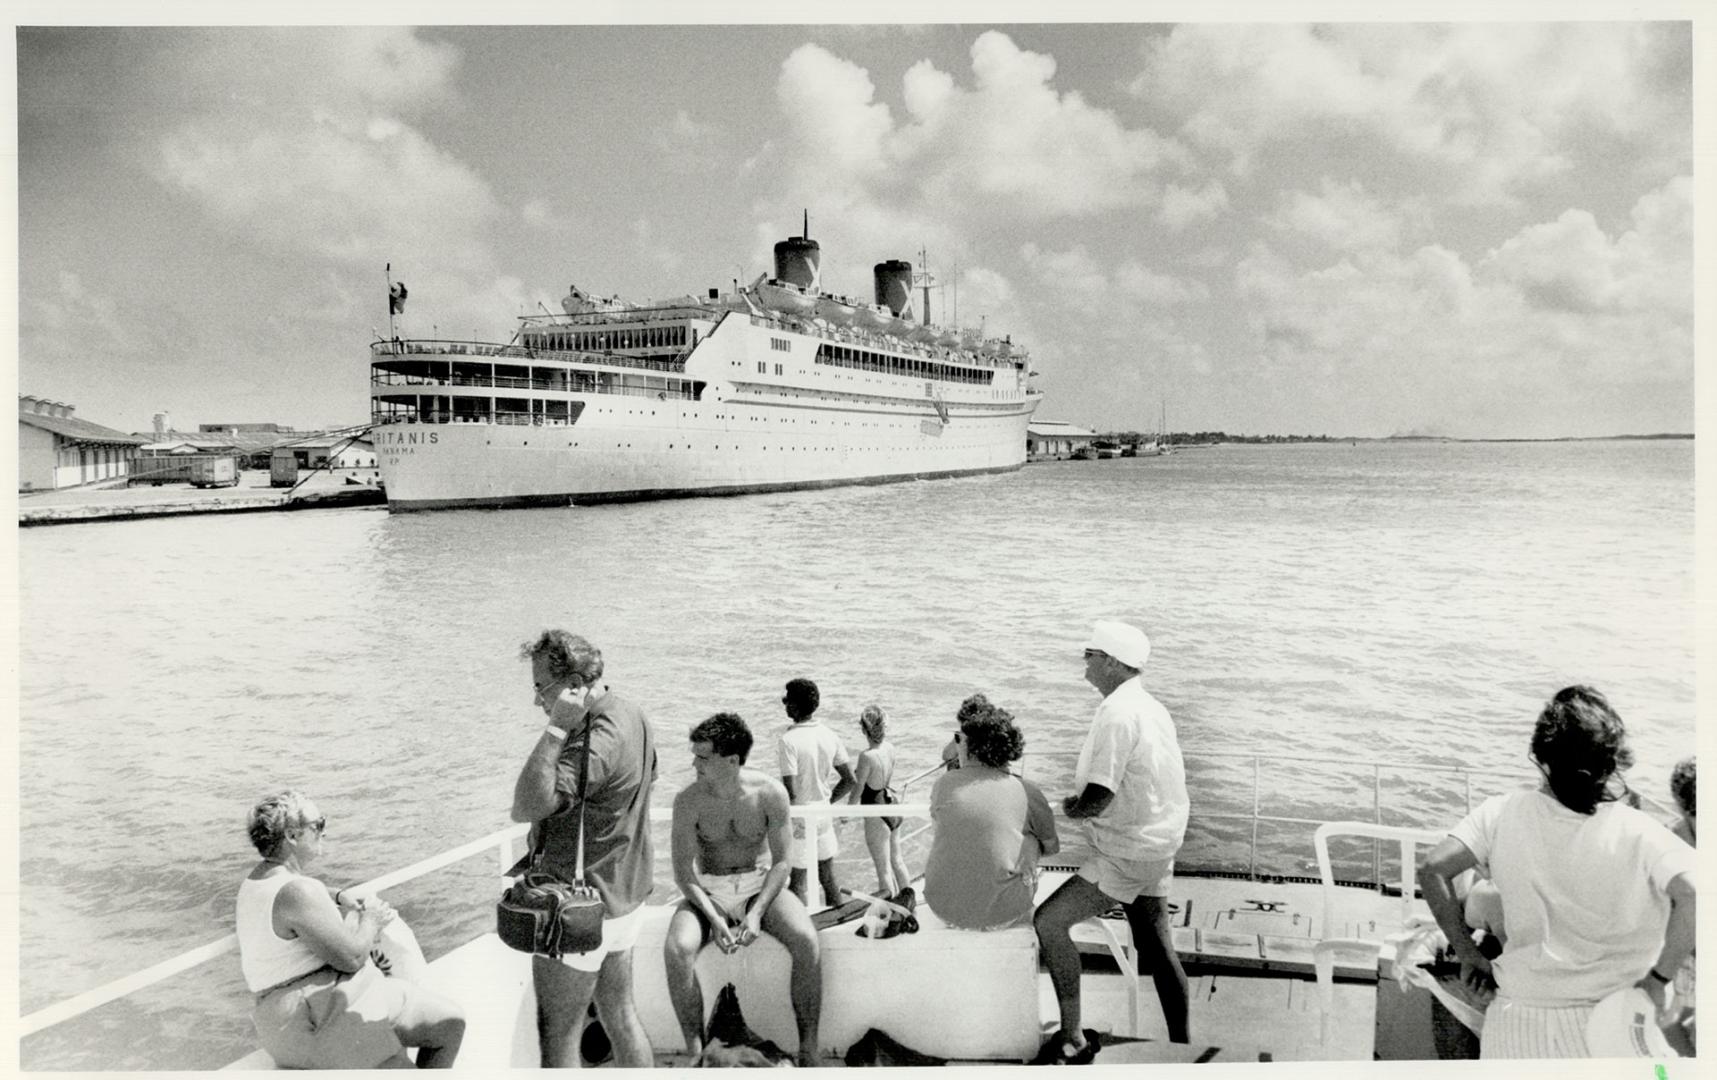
[21,750,1680,1041]
[522,302,721,326]
[925,749,1675,886]
[371,338,691,377]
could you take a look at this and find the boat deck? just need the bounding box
[225,869,1422,1068]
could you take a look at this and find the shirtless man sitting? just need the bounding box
[664,712,822,1067]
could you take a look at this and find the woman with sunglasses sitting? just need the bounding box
[237,791,465,1068]
[923,698,1060,930]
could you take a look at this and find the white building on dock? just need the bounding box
[17,396,149,491]
[1026,420,1097,461]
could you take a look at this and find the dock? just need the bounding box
[18,470,385,526]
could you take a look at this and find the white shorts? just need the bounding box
[699,867,768,921]
[1058,841,1175,901]
[1479,996,1592,1058]
[554,904,646,973]
[790,817,838,870]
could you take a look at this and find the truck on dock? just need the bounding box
[188,457,238,489]
[269,451,299,488]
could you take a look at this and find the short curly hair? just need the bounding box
[1670,756,1695,817]
[955,693,991,726]
[960,702,1026,769]
[784,678,820,717]
[247,790,313,857]
[1530,685,1634,815]
[519,630,604,685]
[690,711,753,763]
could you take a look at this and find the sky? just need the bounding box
[12,7,1704,439]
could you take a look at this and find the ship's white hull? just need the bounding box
[376,400,1038,510]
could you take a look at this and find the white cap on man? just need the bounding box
[1087,620,1150,670]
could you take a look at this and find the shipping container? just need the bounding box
[189,456,238,488]
[270,452,299,488]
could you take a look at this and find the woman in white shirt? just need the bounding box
[1421,686,1697,1058]
[236,791,464,1068]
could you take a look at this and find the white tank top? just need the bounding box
[236,871,327,992]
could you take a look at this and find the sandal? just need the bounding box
[1030,1029,1101,1065]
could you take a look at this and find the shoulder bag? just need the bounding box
[497,714,607,957]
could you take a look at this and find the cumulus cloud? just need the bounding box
[1160,180,1229,231]
[1022,242,1208,315]
[777,44,895,184]
[153,28,502,281]
[1265,178,1406,254]
[773,32,1182,223]
[1132,23,1690,204]
[1226,204,1689,437]
[1482,176,1692,315]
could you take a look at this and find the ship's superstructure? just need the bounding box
[369,224,1042,510]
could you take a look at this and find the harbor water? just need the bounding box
[17,439,1696,1068]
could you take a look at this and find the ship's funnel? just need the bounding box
[874,260,915,319]
[773,234,821,291]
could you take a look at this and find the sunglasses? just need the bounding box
[301,817,327,836]
[1083,648,1105,659]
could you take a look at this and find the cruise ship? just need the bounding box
[369,224,1043,511]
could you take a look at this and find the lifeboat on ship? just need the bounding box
[814,293,858,328]
[855,303,894,333]
[756,278,816,317]
[907,321,940,344]
[935,326,961,348]
[561,285,631,315]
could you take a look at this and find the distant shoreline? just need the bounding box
[1101,433,1693,446]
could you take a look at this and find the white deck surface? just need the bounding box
[228,870,1426,1068]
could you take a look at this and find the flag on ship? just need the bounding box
[389,281,409,315]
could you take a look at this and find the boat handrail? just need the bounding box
[16,804,922,1039]
[22,750,1679,1039]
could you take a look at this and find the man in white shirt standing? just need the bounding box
[777,678,857,907]
[1034,620,1190,1064]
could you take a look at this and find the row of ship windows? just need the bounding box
[735,365,1015,403]
[374,401,1000,429]
[813,343,994,385]
[525,325,693,353]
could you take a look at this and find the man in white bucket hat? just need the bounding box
[1032,620,1190,1064]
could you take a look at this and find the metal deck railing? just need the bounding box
[19,750,1677,1041]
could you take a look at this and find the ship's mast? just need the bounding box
[915,247,937,326]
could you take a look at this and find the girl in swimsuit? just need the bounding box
[850,704,913,898]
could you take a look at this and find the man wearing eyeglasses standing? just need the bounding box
[513,630,659,1068]
[1033,620,1190,1065]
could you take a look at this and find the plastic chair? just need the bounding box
[1310,822,1447,1047]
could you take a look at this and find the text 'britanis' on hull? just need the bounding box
[369,231,1043,511]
